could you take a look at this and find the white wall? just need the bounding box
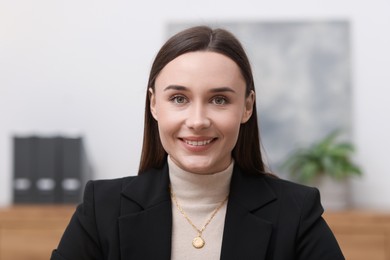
[1,0,389,208]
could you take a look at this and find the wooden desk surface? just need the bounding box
[0,205,76,260]
[0,204,75,219]
[1,206,390,260]
[324,210,390,260]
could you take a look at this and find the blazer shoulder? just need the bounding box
[263,175,318,194]
[260,176,343,259]
[90,176,136,192]
[262,175,321,209]
[85,176,136,205]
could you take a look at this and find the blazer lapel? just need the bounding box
[116,164,277,260]
[221,166,277,260]
[118,165,172,260]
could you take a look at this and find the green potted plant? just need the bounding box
[282,130,362,210]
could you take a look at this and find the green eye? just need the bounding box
[212,96,227,105]
[171,95,187,104]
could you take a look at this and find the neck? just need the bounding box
[168,155,233,205]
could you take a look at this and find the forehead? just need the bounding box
[155,51,245,89]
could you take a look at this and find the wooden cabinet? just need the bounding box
[324,211,390,260]
[0,205,75,260]
[0,207,389,260]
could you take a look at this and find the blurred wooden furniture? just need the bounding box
[0,205,75,260]
[0,206,389,260]
[324,210,390,260]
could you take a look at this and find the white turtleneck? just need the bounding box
[168,156,233,260]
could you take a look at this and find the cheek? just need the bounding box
[155,106,180,136]
[214,113,242,138]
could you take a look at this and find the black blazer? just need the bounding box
[51,164,344,260]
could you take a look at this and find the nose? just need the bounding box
[185,102,211,131]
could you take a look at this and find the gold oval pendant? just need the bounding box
[192,236,205,249]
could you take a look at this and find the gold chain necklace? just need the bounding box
[170,186,229,249]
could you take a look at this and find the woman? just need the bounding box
[51,26,344,259]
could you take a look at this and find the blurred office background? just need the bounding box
[1,0,390,210]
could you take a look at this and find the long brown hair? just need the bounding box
[139,26,267,175]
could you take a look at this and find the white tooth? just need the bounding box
[185,139,212,146]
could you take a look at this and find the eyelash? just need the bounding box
[211,96,229,105]
[169,95,188,104]
[168,95,229,105]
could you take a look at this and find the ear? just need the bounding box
[149,88,158,121]
[241,90,255,124]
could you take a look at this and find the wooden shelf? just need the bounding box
[0,206,389,260]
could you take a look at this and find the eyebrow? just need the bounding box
[209,87,236,94]
[164,85,187,91]
[163,85,236,93]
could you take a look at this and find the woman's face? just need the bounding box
[150,51,254,174]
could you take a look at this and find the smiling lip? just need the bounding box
[184,139,213,146]
[180,137,216,151]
